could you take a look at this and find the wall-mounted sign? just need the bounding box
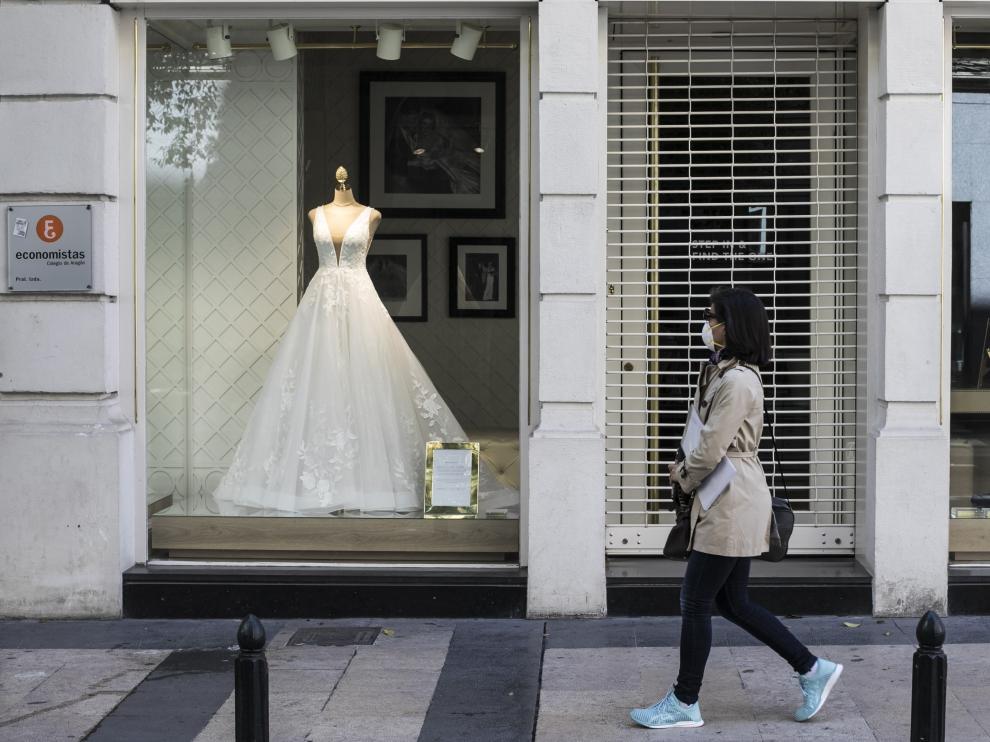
[6,205,93,292]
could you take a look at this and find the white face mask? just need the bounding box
[701,321,724,352]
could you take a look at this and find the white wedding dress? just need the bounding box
[212,205,517,517]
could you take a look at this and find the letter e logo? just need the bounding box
[37,215,64,243]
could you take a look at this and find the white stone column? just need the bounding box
[862,0,949,616]
[0,3,131,617]
[527,0,607,617]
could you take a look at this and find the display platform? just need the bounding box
[150,515,519,562]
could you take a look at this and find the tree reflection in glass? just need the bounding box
[147,48,227,175]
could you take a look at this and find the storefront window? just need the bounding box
[950,22,990,562]
[144,22,522,560]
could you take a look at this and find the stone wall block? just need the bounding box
[527,432,606,617]
[538,97,600,195]
[0,4,118,97]
[539,299,597,402]
[871,430,948,615]
[0,419,124,617]
[538,1,599,94]
[880,296,940,402]
[0,100,118,196]
[880,1,943,97]
[880,97,942,196]
[0,299,117,394]
[881,197,941,295]
[539,196,599,293]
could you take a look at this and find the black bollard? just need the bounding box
[235,614,269,742]
[910,610,947,742]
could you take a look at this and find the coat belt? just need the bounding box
[725,450,759,459]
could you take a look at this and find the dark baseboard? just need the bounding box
[948,575,990,615]
[607,579,873,616]
[123,565,528,619]
[123,561,989,618]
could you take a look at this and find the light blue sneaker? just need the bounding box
[794,658,843,722]
[630,687,704,729]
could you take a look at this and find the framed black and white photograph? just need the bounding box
[367,234,428,322]
[449,237,515,318]
[360,71,505,219]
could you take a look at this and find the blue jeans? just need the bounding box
[673,550,817,705]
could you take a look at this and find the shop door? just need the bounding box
[605,19,859,555]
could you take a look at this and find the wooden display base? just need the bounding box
[151,515,519,561]
[950,518,990,559]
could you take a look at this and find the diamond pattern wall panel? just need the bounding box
[147,51,297,513]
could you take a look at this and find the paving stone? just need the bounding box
[307,714,425,742]
[266,645,356,671]
[0,690,137,742]
[545,618,638,648]
[949,686,990,739]
[195,691,329,742]
[348,644,448,671]
[0,649,167,740]
[269,668,348,694]
[418,620,542,742]
[541,648,641,691]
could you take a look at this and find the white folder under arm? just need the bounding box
[680,405,736,511]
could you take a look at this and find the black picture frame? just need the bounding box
[449,237,516,318]
[367,234,429,322]
[359,71,506,219]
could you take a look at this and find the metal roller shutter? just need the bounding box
[605,18,859,555]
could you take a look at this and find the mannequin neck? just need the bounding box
[331,188,359,208]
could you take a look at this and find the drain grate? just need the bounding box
[287,627,382,646]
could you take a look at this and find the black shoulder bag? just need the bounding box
[749,369,795,562]
[662,447,693,559]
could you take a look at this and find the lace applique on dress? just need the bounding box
[297,404,359,507]
[262,366,297,488]
[413,378,455,441]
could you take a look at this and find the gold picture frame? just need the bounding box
[424,441,480,519]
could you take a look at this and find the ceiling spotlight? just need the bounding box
[451,22,484,61]
[206,23,233,59]
[473,146,485,154]
[376,23,404,61]
[412,147,427,156]
[267,23,297,61]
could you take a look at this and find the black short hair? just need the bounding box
[709,286,772,367]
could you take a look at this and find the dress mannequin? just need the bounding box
[212,164,521,517]
[307,166,382,261]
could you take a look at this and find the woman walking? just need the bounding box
[629,286,842,730]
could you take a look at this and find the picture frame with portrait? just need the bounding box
[366,234,428,322]
[449,237,515,319]
[359,71,505,219]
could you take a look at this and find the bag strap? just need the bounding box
[738,365,792,505]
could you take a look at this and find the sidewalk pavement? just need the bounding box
[1,615,989,741]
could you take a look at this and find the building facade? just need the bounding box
[0,0,986,618]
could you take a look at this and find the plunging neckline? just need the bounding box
[320,205,370,266]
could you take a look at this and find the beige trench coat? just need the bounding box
[671,357,772,558]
